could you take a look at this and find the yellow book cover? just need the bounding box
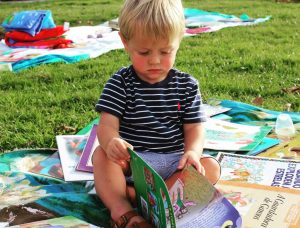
[216,180,300,228]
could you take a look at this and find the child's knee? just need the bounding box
[92,145,106,165]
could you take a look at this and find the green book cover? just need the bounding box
[129,148,242,228]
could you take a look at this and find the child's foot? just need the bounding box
[111,210,151,228]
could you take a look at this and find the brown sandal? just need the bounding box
[111,210,152,228]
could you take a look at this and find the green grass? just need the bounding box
[0,0,299,152]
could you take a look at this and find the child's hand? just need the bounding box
[105,137,133,163]
[177,150,205,175]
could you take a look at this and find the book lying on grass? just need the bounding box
[128,148,242,228]
[203,119,272,151]
[76,124,99,173]
[8,215,99,228]
[56,135,94,181]
[217,152,300,189]
[216,180,300,228]
[258,134,300,160]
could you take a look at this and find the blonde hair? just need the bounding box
[118,0,185,41]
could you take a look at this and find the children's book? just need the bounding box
[128,148,242,228]
[203,119,272,151]
[28,151,65,180]
[8,215,99,228]
[216,152,300,189]
[258,134,300,160]
[56,135,94,181]
[76,124,99,173]
[202,103,231,117]
[216,180,300,228]
[246,137,281,156]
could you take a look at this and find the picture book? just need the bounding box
[76,124,99,173]
[258,134,300,160]
[202,103,231,117]
[216,180,300,228]
[216,152,300,189]
[8,215,98,228]
[246,137,281,156]
[56,135,94,181]
[28,151,64,180]
[128,148,242,228]
[203,119,272,151]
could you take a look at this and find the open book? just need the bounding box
[128,148,242,228]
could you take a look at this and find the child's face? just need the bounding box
[120,33,181,84]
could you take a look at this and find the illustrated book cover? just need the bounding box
[129,148,242,228]
[258,134,300,160]
[216,180,300,228]
[56,135,94,181]
[217,152,300,189]
[76,124,99,173]
[203,119,272,151]
[8,215,98,228]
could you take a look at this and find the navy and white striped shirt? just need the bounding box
[95,66,207,154]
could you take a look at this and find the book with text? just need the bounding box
[217,152,300,189]
[129,148,242,228]
[216,180,300,228]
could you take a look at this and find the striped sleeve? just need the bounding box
[95,69,126,118]
[183,78,207,123]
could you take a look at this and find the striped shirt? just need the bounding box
[95,66,207,154]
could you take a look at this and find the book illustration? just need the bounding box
[217,152,300,189]
[28,151,64,180]
[216,180,300,228]
[246,137,281,156]
[202,104,231,117]
[258,134,300,160]
[56,135,94,181]
[203,119,272,151]
[8,215,98,228]
[76,124,99,173]
[129,148,242,228]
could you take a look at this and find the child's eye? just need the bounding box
[161,51,171,55]
[138,51,149,56]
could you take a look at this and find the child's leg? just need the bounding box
[92,146,133,221]
[200,156,221,185]
[93,146,151,227]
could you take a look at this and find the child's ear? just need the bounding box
[118,32,129,51]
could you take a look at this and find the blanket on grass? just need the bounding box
[0,100,299,227]
[0,9,271,72]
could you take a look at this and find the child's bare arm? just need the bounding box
[177,123,205,174]
[97,112,132,163]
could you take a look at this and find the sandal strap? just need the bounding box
[113,210,139,228]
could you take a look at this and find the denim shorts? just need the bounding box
[126,151,218,183]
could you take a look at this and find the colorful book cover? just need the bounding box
[203,119,272,151]
[216,152,300,189]
[76,124,99,173]
[202,104,231,117]
[28,151,64,180]
[8,215,98,228]
[129,148,242,228]
[56,135,94,181]
[246,137,281,156]
[216,180,300,228]
[258,134,300,160]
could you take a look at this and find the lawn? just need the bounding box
[0,0,299,152]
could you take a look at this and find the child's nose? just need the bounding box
[149,54,160,65]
